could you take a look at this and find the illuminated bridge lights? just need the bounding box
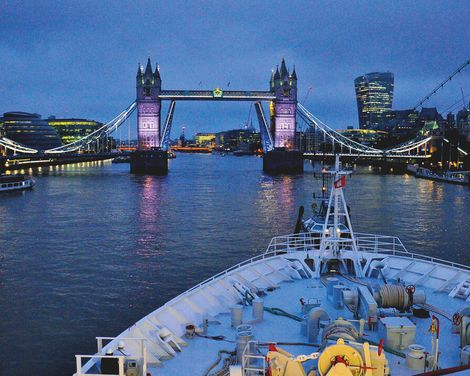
[0,100,458,160]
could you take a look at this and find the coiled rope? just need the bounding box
[378,284,410,310]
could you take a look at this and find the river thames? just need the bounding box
[1,154,469,375]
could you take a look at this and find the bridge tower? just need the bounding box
[136,58,161,149]
[264,59,303,174]
[131,57,168,175]
[271,59,297,149]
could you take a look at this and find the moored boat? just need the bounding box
[112,156,131,164]
[0,174,34,192]
[406,164,418,175]
[416,167,469,185]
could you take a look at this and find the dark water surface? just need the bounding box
[0,154,469,375]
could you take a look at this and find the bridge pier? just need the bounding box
[263,148,303,174]
[130,149,168,175]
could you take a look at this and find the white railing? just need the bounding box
[166,248,287,303]
[265,232,409,255]
[242,341,266,375]
[264,232,470,272]
[77,337,147,376]
[75,355,126,376]
[354,232,409,254]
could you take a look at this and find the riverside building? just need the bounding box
[0,111,62,151]
[47,117,102,144]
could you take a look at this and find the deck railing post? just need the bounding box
[75,356,82,376]
[143,344,148,376]
[118,357,125,376]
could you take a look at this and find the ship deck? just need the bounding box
[157,275,469,375]
[75,232,470,376]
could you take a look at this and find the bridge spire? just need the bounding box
[291,65,297,80]
[154,63,161,82]
[136,63,143,78]
[144,57,153,77]
[273,65,280,82]
[270,69,275,89]
[280,58,289,78]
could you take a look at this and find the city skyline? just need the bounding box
[1,1,469,137]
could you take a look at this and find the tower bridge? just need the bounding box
[0,57,439,174]
[135,58,298,154]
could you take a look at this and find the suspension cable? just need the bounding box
[44,102,136,154]
[413,59,470,111]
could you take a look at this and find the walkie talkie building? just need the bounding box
[355,72,394,129]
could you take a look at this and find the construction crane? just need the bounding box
[302,86,313,105]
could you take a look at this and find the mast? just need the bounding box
[319,155,363,277]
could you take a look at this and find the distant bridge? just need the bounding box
[0,98,435,163]
[2,57,468,168]
[159,90,275,101]
[0,100,433,161]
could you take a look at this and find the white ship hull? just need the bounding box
[75,234,470,376]
[75,158,470,376]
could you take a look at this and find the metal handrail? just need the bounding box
[75,355,126,376]
[158,249,286,310]
[264,231,470,271]
[242,341,266,375]
[159,232,414,309]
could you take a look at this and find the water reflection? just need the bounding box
[136,175,165,259]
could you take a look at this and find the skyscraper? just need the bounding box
[354,72,394,129]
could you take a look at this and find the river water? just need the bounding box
[0,154,469,375]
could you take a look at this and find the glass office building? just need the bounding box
[47,117,102,144]
[0,112,62,151]
[354,72,394,129]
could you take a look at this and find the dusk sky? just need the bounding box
[1,0,469,138]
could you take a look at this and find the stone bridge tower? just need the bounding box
[264,58,303,173]
[136,58,161,149]
[270,58,297,150]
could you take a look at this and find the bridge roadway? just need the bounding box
[303,152,430,159]
[0,150,429,172]
[158,90,275,101]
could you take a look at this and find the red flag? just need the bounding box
[334,176,346,189]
